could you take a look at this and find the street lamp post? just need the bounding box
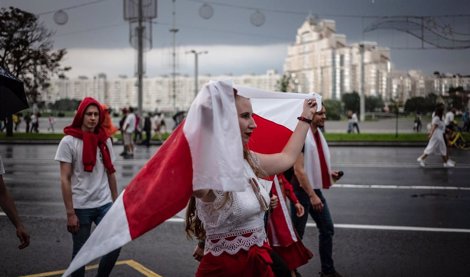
[186,50,207,98]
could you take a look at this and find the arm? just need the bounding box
[0,175,30,249]
[256,100,316,176]
[60,162,79,233]
[293,153,324,212]
[107,172,118,201]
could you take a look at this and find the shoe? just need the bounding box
[320,271,343,277]
[417,157,425,167]
[447,159,456,166]
[443,161,455,168]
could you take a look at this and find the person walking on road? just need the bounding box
[0,154,30,249]
[122,107,136,158]
[417,103,455,168]
[185,88,317,277]
[142,113,152,147]
[289,105,344,277]
[54,97,120,277]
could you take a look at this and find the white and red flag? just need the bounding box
[62,80,320,276]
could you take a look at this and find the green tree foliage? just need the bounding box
[365,95,384,112]
[0,7,69,136]
[404,96,426,113]
[446,86,468,111]
[276,74,293,92]
[48,99,81,114]
[323,99,342,120]
[404,93,438,114]
[341,92,360,114]
[0,7,70,103]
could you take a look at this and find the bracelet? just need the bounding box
[297,116,312,124]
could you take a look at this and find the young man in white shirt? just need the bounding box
[55,97,120,277]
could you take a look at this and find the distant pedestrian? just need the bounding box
[0,154,30,249]
[153,112,165,141]
[351,112,360,133]
[13,113,21,132]
[54,97,120,277]
[417,103,455,168]
[463,110,470,132]
[31,113,39,133]
[48,115,55,133]
[143,113,152,147]
[24,112,31,133]
[122,107,136,157]
[413,113,422,133]
[100,104,119,139]
[134,111,142,145]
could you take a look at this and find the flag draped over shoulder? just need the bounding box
[62,80,320,276]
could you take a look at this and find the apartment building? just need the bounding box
[283,16,391,100]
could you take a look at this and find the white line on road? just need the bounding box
[165,218,470,233]
[334,184,470,190]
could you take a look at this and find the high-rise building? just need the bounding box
[283,16,391,100]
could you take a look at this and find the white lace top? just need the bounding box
[196,160,271,256]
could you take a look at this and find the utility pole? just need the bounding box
[136,0,144,114]
[123,0,156,114]
[360,43,366,122]
[186,50,207,98]
[170,0,178,111]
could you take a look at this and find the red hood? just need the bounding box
[67,97,104,133]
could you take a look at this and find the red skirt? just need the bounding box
[195,242,274,277]
[272,239,313,270]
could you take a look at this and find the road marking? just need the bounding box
[19,259,161,277]
[165,218,470,233]
[313,223,470,233]
[334,184,470,190]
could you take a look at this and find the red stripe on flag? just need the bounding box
[248,114,293,154]
[123,122,193,239]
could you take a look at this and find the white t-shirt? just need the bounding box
[123,113,136,134]
[54,135,115,209]
[0,155,5,175]
[444,111,454,126]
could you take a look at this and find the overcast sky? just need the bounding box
[2,0,470,78]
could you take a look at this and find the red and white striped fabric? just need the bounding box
[62,80,320,276]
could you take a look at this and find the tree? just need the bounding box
[0,7,70,136]
[341,92,360,115]
[323,99,342,120]
[365,95,384,112]
[276,74,293,92]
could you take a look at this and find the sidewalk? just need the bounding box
[0,117,430,146]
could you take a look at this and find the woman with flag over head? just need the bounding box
[185,83,317,277]
[60,80,321,277]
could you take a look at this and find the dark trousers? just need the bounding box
[291,189,336,274]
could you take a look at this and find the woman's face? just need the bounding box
[235,95,257,145]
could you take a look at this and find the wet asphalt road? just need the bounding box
[1,144,470,277]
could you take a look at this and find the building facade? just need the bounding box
[42,70,281,112]
[283,17,391,101]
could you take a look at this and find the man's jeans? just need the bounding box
[291,189,335,274]
[72,203,121,277]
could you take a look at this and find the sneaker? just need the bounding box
[447,159,456,166]
[417,157,425,167]
[443,161,455,168]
